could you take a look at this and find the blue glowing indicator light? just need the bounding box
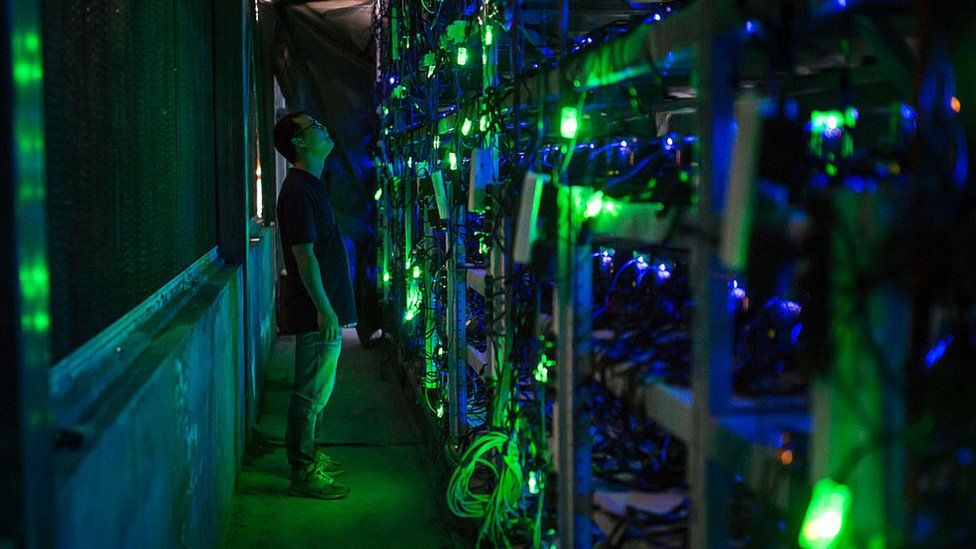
[791,323,804,344]
[653,13,662,21]
[655,263,671,282]
[925,335,953,369]
[745,20,757,34]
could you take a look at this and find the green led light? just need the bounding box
[585,191,605,218]
[799,479,851,549]
[528,471,540,495]
[374,188,382,201]
[560,106,579,139]
[583,191,618,219]
[383,271,391,283]
[485,26,493,46]
[479,115,488,132]
[448,152,458,170]
[461,118,472,136]
[436,403,445,418]
[407,157,414,168]
[404,309,416,322]
[457,47,468,66]
[412,265,422,278]
[534,355,550,383]
[826,164,838,176]
[433,135,441,149]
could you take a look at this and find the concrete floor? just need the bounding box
[224,329,457,548]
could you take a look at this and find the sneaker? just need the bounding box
[288,467,350,500]
[314,450,346,476]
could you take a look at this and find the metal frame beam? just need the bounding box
[1,1,55,545]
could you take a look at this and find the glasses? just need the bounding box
[296,119,327,137]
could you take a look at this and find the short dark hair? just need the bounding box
[273,110,307,164]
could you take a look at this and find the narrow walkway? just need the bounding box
[224,329,455,548]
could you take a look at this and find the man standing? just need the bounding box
[273,112,357,500]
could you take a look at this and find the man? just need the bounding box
[273,111,357,500]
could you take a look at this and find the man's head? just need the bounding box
[273,111,334,164]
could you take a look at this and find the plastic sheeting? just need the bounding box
[263,0,377,242]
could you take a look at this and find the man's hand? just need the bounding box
[317,308,341,341]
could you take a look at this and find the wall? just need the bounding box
[246,225,278,435]
[51,229,277,548]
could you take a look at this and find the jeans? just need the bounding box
[285,331,342,471]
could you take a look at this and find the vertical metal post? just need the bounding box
[254,1,278,223]
[447,187,468,438]
[555,186,593,549]
[481,8,507,382]
[690,23,737,549]
[214,0,251,265]
[1,1,55,545]
[214,0,251,460]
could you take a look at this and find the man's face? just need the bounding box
[292,114,334,159]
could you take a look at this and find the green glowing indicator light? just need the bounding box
[404,309,416,322]
[680,171,689,182]
[374,188,383,201]
[479,115,488,132]
[485,26,493,46]
[457,47,468,66]
[799,478,851,549]
[461,118,472,136]
[383,272,391,283]
[407,157,414,168]
[436,404,445,418]
[433,135,441,149]
[560,107,579,139]
[826,164,838,176]
[583,191,618,219]
[585,191,605,218]
[412,266,422,278]
[448,152,458,170]
[528,471,540,495]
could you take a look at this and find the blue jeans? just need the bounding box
[285,332,342,471]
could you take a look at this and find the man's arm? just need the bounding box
[292,243,340,340]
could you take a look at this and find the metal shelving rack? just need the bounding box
[377,0,913,546]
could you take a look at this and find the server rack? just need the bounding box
[376,1,928,546]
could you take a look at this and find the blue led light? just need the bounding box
[619,140,628,148]
[655,263,671,282]
[653,13,662,21]
[791,323,803,344]
[388,75,396,85]
[900,104,916,120]
[837,0,847,8]
[925,335,953,369]
[745,20,757,34]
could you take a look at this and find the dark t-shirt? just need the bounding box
[277,168,357,333]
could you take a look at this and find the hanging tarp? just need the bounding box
[263,0,377,242]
